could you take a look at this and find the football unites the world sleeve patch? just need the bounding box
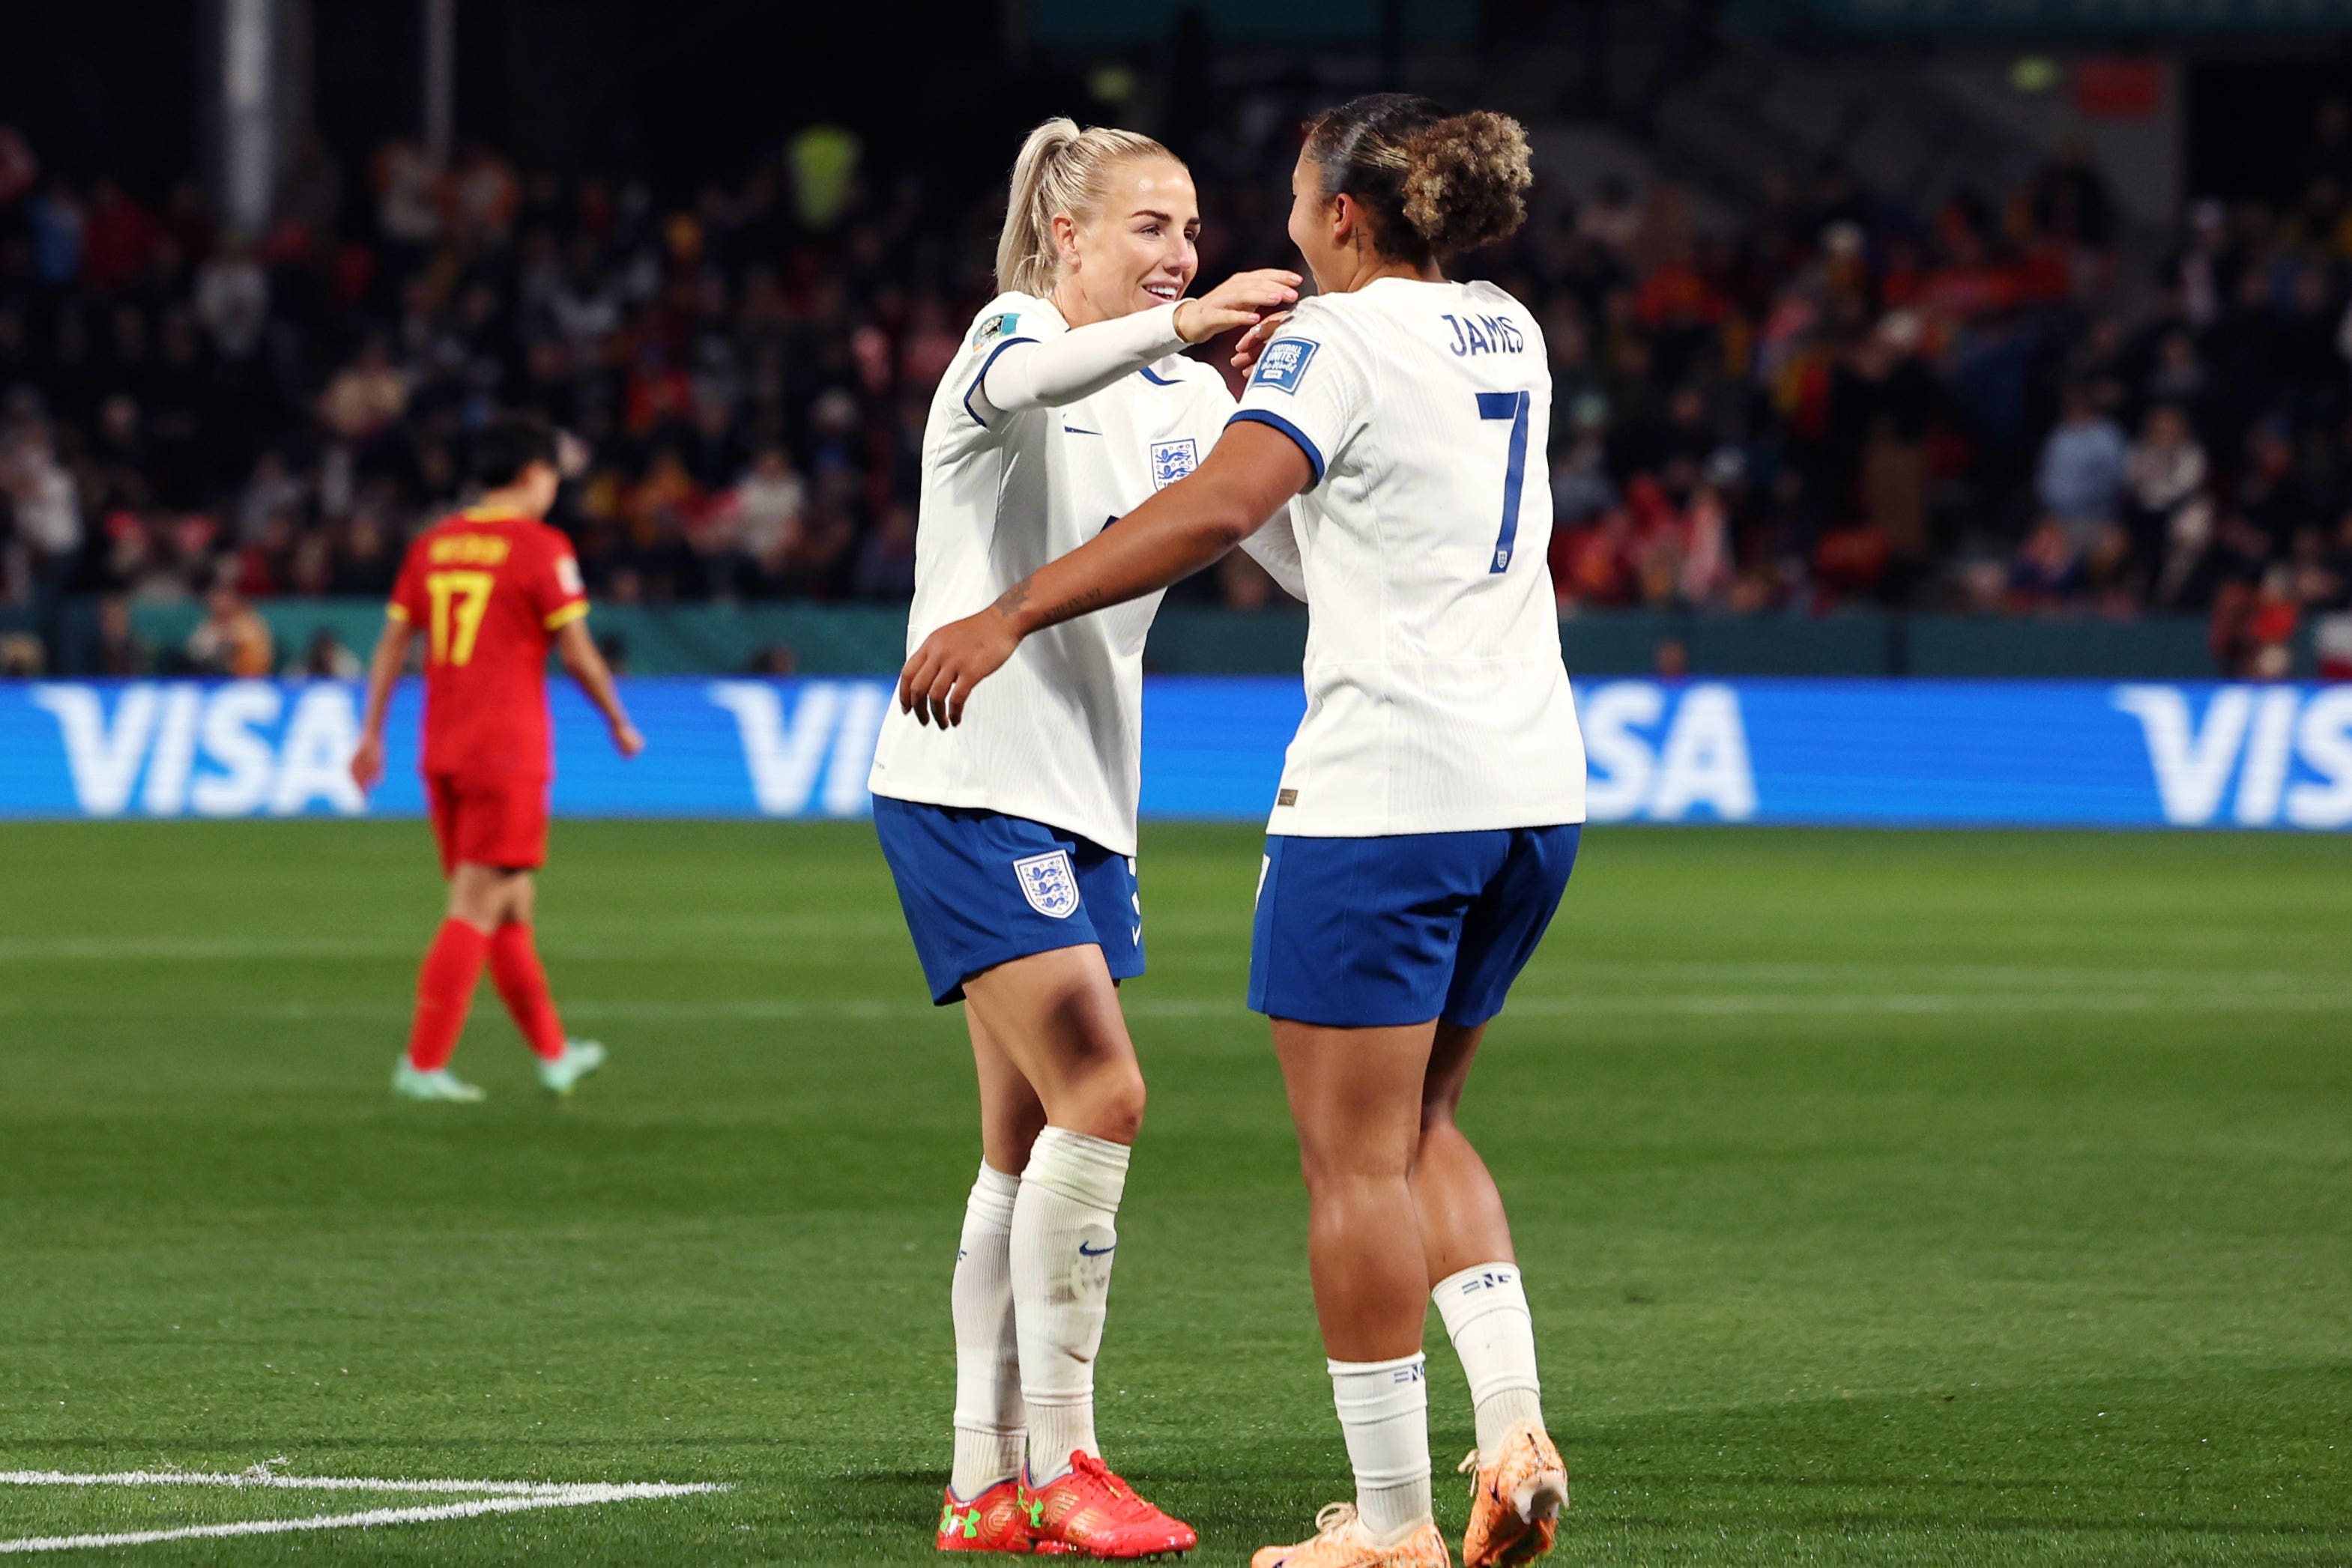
[1249,336,1319,394]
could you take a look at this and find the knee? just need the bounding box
[1097,1068,1147,1143]
[1296,1140,1406,1203]
[1070,1062,1146,1144]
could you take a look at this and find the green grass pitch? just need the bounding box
[1,820,2347,1565]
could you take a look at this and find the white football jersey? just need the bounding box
[868,291,1233,856]
[1230,277,1587,836]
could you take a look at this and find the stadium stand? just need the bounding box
[1,75,2351,680]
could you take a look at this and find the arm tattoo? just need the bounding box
[992,578,1104,629]
[1038,588,1106,626]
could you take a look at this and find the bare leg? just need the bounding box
[962,945,1146,1145]
[446,863,532,933]
[1271,1017,1436,1362]
[968,1008,1048,1176]
[1413,1019,1517,1284]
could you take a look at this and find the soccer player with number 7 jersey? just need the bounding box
[350,414,644,1104]
[902,96,1586,1568]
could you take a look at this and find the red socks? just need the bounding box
[406,919,565,1070]
[488,922,566,1062]
[407,919,489,1071]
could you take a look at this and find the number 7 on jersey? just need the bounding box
[1475,390,1532,574]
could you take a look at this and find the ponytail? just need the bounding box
[995,118,1180,297]
[1303,94,1532,264]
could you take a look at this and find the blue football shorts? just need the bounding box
[872,796,1143,1005]
[1248,824,1581,1029]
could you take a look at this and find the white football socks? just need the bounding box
[950,1162,1024,1498]
[1010,1127,1129,1483]
[1433,1262,1545,1458]
[1328,1353,1433,1543]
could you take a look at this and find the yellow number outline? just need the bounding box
[425,569,497,666]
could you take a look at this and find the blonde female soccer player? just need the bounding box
[900,96,1585,1568]
[868,118,1302,1558]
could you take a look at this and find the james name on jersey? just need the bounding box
[1230,276,1585,839]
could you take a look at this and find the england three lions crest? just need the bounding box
[1149,438,1199,491]
[1013,850,1080,918]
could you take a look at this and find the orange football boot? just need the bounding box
[1250,1503,1451,1568]
[1457,1425,1568,1567]
[937,1479,1071,1554]
[1023,1453,1196,1558]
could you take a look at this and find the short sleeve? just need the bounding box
[942,294,1052,450]
[1228,304,1366,489]
[387,538,426,625]
[950,296,1044,423]
[528,530,590,632]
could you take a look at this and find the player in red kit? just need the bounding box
[350,415,644,1102]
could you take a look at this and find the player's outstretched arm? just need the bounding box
[555,618,645,757]
[978,270,1299,416]
[898,420,1312,727]
[349,616,414,794]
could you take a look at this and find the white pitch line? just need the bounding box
[2,1469,587,1495]
[0,1479,727,1555]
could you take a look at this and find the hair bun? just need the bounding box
[1400,111,1532,257]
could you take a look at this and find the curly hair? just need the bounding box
[1302,94,1532,266]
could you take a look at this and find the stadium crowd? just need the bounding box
[4,103,2352,677]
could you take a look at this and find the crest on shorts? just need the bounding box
[1149,438,1199,490]
[1251,336,1318,393]
[1013,850,1080,919]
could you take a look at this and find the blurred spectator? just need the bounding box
[853,500,917,600]
[185,585,271,676]
[728,446,807,581]
[193,234,268,360]
[89,596,151,675]
[82,179,157,293]
[2035,384,2129,546]
[300,627,362,679]
[2010,516,2080,610]
[318,337,408,442]
[747,643,798,676]
[2317,611,2352,682]
[235,451,308,543]
[2122,404,2206,554]
[1,421,82,636]
[2211,566,2301,679]
[372,138,442,254]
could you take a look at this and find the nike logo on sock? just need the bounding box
[1062,426,1100,435]
[1077,1241,1116,1256]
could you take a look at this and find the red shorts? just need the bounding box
[426,774,550,879]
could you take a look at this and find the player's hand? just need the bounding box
[1230,309,1294,372]
[1173,269,1301,345]
[349,733,385,794]
[611,719,645,759]
[898,611,1021,728]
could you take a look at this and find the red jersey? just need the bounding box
[387,509,589,781]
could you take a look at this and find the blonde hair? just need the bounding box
[995,118,1181,297]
